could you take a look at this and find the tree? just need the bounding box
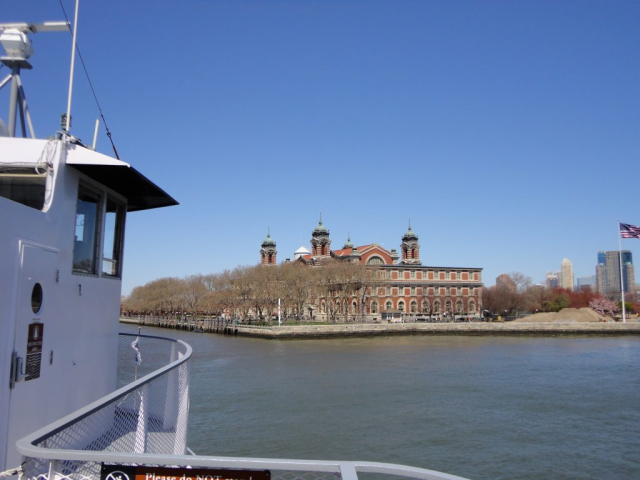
[280,262,315,321]
[122,277,182,314]
[176,274,208,313]
[482,284,521,318]
[589,297,620,318]
[522,285,553,313]
[509,272,532,292]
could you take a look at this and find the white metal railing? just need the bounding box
[16,333,191,479]
[16,334,469,480]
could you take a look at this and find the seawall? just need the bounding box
[121,318,640,339]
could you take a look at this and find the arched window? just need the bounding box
[456,300,463,313]
[352,301,358,313]
[422,300,430,313]
[410,300,418,313]
[469,300,476,313]
[385,300,393,310]
[367,256,384,265]
[434,300,440,313]
[371,301,378,314]
[445,300,452,313]
[398,300,405,312]
[320,301,326,314]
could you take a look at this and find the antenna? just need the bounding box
[92,118,99,149]
[65,0,80,134]
[0,21,69,137]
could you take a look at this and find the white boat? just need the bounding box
[0,17,469,480]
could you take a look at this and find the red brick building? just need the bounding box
[264,218,483,320]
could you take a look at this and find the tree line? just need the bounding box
[121,261,374,323]
[481,272,638,318]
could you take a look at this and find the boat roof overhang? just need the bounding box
[66,146,178,212]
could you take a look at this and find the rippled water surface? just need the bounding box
[121,325,640,480]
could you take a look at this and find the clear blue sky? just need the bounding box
[4,1,639,295]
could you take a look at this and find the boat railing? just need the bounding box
[16,334,469,480]
[16,333,191,479]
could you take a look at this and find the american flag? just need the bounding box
[620,222,640,239]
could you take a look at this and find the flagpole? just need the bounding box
[618,221,626,323]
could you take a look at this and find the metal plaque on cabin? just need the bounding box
[101,465,271,480]
[25,322,43,381]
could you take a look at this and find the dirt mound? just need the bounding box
[515,308,608,323]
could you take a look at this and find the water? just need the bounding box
[121,325,640,480]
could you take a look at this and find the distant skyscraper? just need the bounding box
[596,250,635,295]
[546,271,558,289]
[560,258,574,291]
[576,275,596,292]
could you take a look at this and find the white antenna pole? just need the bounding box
[617,221,626,323]
[65,0,80,133]
[92,118,99,149]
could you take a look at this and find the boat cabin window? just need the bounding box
[102,196,125,277]
[0,166,47,210]
[73,186,100,274]
[73,184,126,278]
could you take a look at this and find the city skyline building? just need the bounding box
[559,258,574,291]
[576,275,597,292]
[596,250,635,296]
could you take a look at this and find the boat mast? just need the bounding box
[65,0,80,133]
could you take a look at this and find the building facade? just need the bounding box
[263,219,483,320]
[576,275,597,292]
[559,258,574,291]
[596,250,635,296]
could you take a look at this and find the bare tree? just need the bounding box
[509,272,532,292]
[177,274,208,314]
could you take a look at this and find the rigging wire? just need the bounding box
[57,0,120,159]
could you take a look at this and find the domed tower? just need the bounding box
[311,214,331,257]
[400,221,421,265]
[343,233,354,249]
[260,229,277,265]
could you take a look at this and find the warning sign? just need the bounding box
[25,322,43,381]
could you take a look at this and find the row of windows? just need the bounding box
[371,286,476,296]
[319,299,478,314]
[379,270,479,281]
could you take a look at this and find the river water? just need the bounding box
[121,325,640,480]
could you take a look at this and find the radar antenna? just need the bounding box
[0,22,69,138]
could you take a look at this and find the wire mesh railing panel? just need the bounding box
[20,334,190,480]
[273,470,342,480]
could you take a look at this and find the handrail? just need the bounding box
[17,333,191,451]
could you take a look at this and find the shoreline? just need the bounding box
[121,318,640,339]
